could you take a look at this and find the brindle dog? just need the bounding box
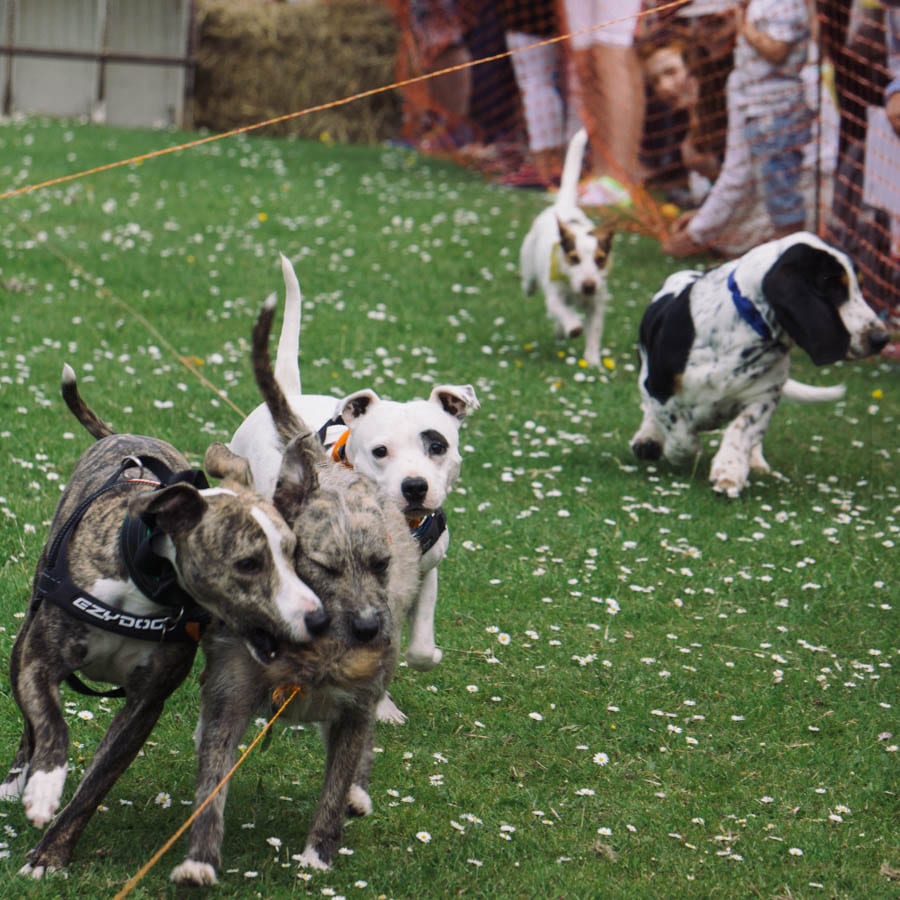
[2,365,324,879]
[170,297,420,884]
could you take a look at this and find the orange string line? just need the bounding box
[0,0,689,233]
[11,220,247,421]
[113,686,299,899]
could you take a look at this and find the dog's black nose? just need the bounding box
[401,476,428,505]
[305,607,331,637]
[581,280,596,295]
[869,329,890,354]
[351,611,381,643]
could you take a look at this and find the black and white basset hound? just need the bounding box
[631,232,889,497]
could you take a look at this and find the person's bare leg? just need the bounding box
[428,45,472,119]
[587,43,644,184]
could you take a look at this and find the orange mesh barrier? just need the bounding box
[384,0,899,321]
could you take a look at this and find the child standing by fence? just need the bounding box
[664,0,814,257]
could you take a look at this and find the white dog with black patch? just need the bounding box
[520,127,615,366]
[630,232,889,496]
[230,256,479,722]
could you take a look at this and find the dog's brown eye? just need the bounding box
[567,251,580,264]
[234,555,263,575]
[372,446,388,459]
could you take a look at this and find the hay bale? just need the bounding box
[192,0,402,143]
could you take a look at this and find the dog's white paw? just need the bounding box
[18,862,56,880]
[170,859,218,886]
[22,765,66,828]
[405,645,442,671]
[711,480,744,499]
[298,846,330,871]
[347,783,373,816]
[710,453,749,498]
[375,694,408,725]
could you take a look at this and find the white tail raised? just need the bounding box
[274,253,303,397]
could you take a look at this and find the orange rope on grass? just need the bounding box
[11,219,248,421]
[113,685,301,899]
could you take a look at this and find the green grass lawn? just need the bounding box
[0,118,897,899]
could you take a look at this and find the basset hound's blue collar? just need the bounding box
[728,269,772,341]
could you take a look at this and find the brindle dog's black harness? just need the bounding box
[36,455,210,696]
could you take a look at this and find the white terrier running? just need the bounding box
[520,127,615,366]
[229,256,479,722]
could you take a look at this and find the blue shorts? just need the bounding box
[744,106,813,229]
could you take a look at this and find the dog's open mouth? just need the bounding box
[245,628,281,665]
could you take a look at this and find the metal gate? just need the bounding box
[1,0,194,128]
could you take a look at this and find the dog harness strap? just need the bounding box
[37,455,210,643]
[409,508,447,555]
[728,269,772,340]
[316,414,345,444]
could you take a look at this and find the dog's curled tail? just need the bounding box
[274,253,303,398]
[556,127,588,211]
[61,364,115,440]
[782,378,846,403]
[252,295,319,453]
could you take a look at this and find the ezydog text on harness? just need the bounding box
[36,455,211,694]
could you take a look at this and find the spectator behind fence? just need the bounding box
[638,32,729,208]
[501,0,579,188]
[562,0,645,207]
[664,0,814,257]
[388,0,475,153]
[827,2,900,332]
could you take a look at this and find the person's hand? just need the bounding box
[681,137,721,181]
[887,91,900,138]
[662,213,704,257]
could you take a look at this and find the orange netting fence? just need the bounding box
[383,0,900,321]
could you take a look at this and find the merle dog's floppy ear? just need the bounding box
[204,442,254,488]
[129,483,207,535]
[272,433,320,520]
[762,243,851,365]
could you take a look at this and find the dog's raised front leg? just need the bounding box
[299,711,373,870]
[710,400,778,497]
[405,567,441,671]
[22,649,193,879]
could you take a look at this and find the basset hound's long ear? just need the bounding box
[762,243,850,365]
